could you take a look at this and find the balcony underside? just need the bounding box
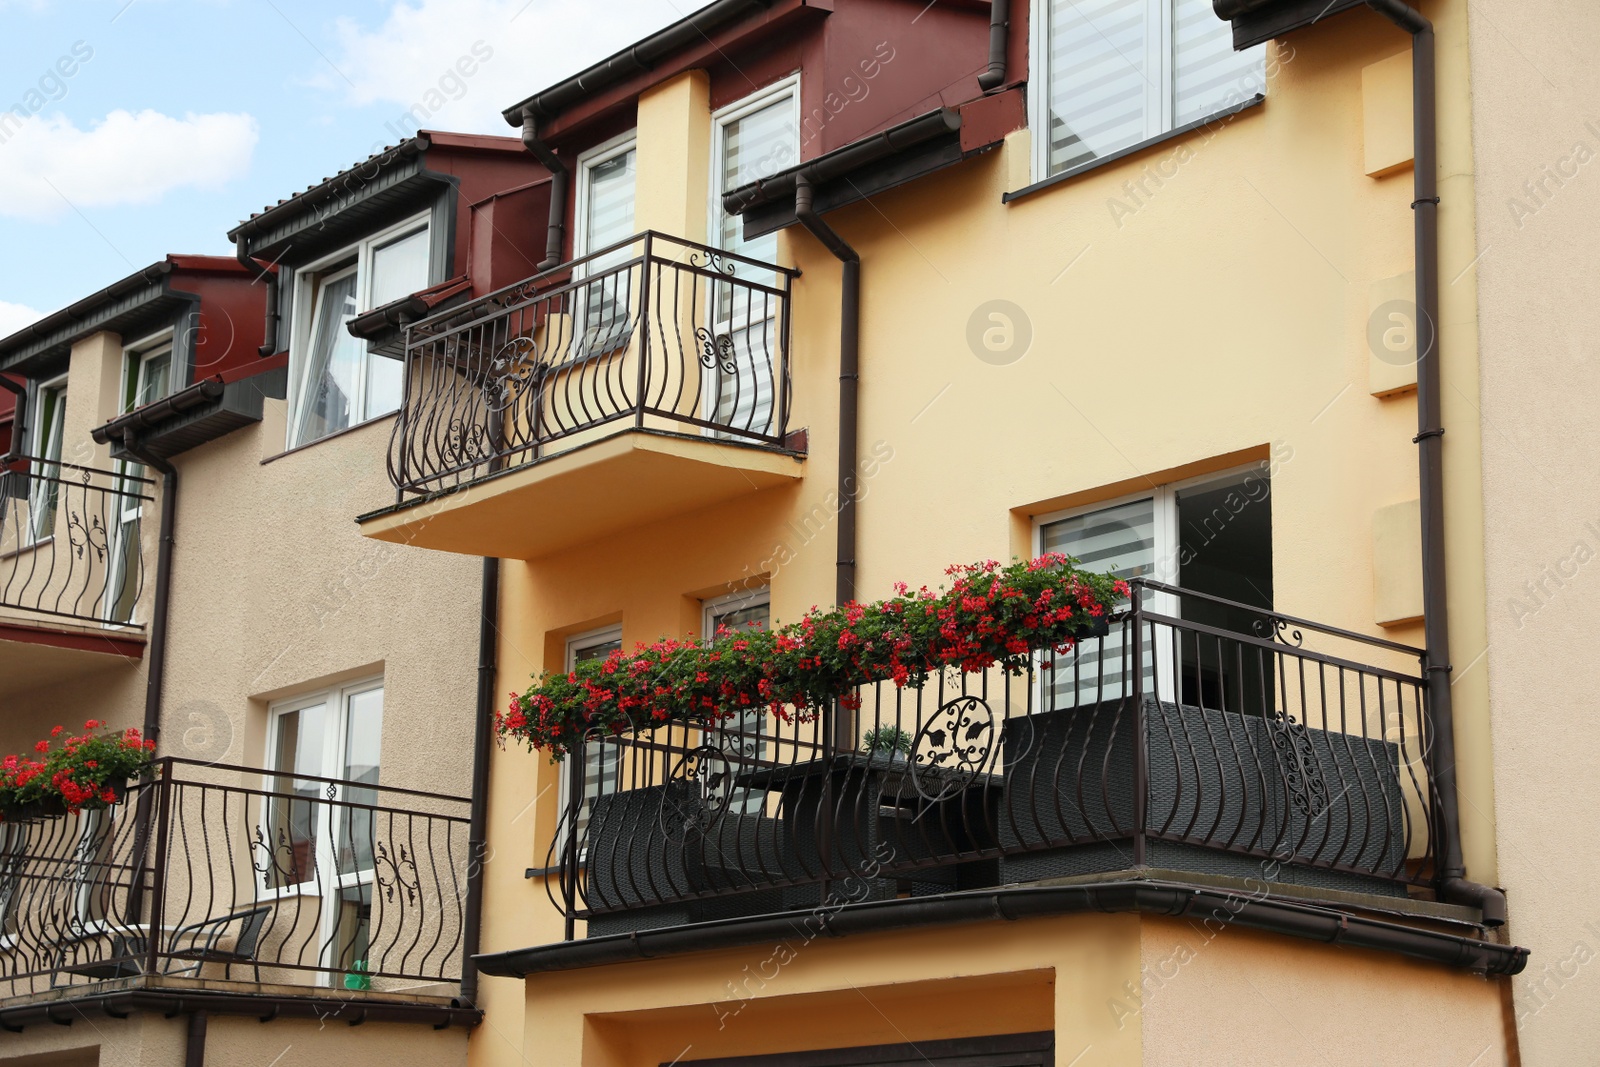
[359,429,804,560]
[0,616,144,699]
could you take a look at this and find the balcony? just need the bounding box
[359,233,804,559]
[0,458,152,680]
[544,583,1445,939]
[0,759,472,1013]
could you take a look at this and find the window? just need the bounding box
[707,80,798,438]
[105,332,175,623]
[288,216,430,448]
[573,134,638,356]
[1036,464,1273,712]
[561,625,624,850]
[704,587,771,814]
[26,377,66,543]
[265,679,383,981]
[1033,0,1265,178]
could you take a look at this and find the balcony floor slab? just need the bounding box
[360,429,805,559]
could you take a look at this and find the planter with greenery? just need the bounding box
[0,722,156,821]
[499,555,1128,759]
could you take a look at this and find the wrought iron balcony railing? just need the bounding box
[0,457,153,630]
[0,758,472,1001]
[544,582,1439,937]
[388,232,798,498]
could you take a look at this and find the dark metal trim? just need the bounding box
[667,1030,1054,1066]
[475,879,1528,979]
[0,988,482,1032]
[0,262,174,373]
[1216,0,1368,49]
[1002,94,1265,204]
[227,138,430,243]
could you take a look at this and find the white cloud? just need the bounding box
[0,109,258,221]
[0,300,43,337]
[321,0,689,136]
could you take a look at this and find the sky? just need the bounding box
[0,0,701,336]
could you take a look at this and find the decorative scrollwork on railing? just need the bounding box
[660,743,734,835]
[250,825,303,888]
[689,250,738,276]
[444,419,491,467]
[909,695,997,802]
[485,336,542,414]
[374,841,421,905]
[66,511,108,563]
[1252,616,1304,648]
[694,327,738,375]
[1266,711,1329,818]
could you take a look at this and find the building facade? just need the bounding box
[349,0,1566,1064]
[0,134,548,1064]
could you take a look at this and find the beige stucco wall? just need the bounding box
[1468,2,1600,1063]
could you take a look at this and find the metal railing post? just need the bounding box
[633,232,654,429]
[144,759,174,976]
[1130,587,1148,868]
[563,736,585,942]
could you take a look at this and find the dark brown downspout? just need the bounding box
[792,175,859,611]
[1364,0,1505,927]
[976,0,1010,91]
[233,236,279,358]
[185,1009,207,1067]
[456,555,499,1007]
[520,113,568,270]
[120,432,177,750]
[793,174,860,755]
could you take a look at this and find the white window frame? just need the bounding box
[1033,463,1270,706]
[1029,0,1260,182]
[559,625,625,856]
[572,131,638,263]
[103,329,176,624]
[704,80,799,438]
[707,73,801,251]
[286,212,431,449]
[263,677,384,983]
[702,587,771,814]
[25,373,68,546]
[263,679,385,889]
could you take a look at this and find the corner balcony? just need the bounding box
[500,583,1522,977]
[358,233,804,560]
[0,457,153,691]
[0,758,477,1027]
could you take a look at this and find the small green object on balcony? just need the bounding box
[344,959,371,991]
[862,725,913,756]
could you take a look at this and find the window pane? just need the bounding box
[718,96,795,266]
[584,150,636,256]
[1174,0,1264,125]
[368,228,429,309]
[269,705,328,888]
[293,270,362,446]
[363,351,403,422]
[136,349,173,408]
[566,633,623,847]
[340,688,383,872]
[1046,0,1149,174]
[1040,498,1157,707]
[28,386,65,542]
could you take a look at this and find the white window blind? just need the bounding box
[1041,0,1264,178]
